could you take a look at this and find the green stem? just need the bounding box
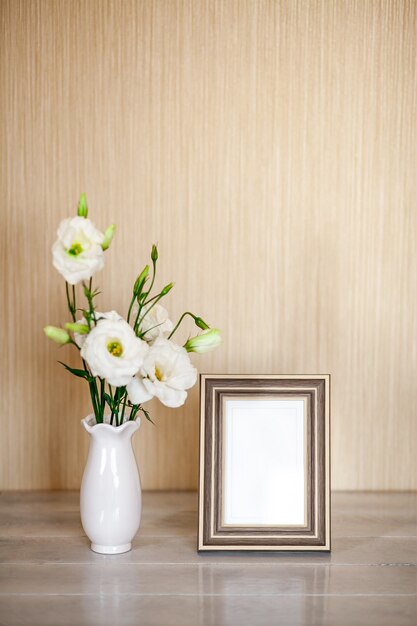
[127,292,137,324]
[135,294,164,333]
[65,282,76,322]
[141,291,161,307]
[128,257,157,325]
[168,311,196,339]
[82,359,100,422]
[110,387,118,426]
[129,404,140,421]
[120,392,127,423]
[144,259,157,301]
[133,304,143,333]
[89,381,100,422]
[72,285,76,317]
[134,257,158,326]
[100,378,105,422]
[82,279,96,328]
[110,386,126,426]
[89,278,97,324]
[65,283,101,423]
[114,388,120,427]
[138,321,164,339]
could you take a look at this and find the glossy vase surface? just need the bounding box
[80,415,141,554]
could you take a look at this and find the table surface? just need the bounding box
[0,491,416,626]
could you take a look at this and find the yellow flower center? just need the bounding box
[155,366,163,381]
[68,242,83,256]
[107,341,123,357]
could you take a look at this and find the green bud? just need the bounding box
[161,282,174,296]
[194,316,210,330]
[134,265,149,294]
[65,322,89,335]
[44,326,71,345]
[151,244,158,262]
[77,193,88,218]
[184,328,222,354]
[101,224,116,250]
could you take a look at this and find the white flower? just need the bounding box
[81,312,149,387]
[72,311,123,348]
[127,337,197,408]
[132,302,174,342]
[52,216,105,285]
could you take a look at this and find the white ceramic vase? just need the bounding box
[80,414,142,554]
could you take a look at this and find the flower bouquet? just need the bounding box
[44,194,221,553]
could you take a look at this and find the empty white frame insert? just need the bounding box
[222,397,306,527]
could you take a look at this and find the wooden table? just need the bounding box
[0,491,416,625]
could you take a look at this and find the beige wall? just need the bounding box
[1,0,416,490]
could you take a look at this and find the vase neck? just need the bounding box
[81,416,140,442]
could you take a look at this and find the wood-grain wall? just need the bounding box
[1,0,416,490]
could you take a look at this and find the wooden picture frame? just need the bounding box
[198,375,331,551]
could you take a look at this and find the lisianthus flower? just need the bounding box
[132,302,174,342]
[184,328,222,353]
[126,337,197,408]
[71,311,123,348]
[52,216,105,285]
[81,312,148,387]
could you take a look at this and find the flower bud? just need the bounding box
[161,282,174,296]
[77,193,88,218]
[101,224,116,250]
[134,265,149,294]
[151,244,158,262]
[44,326,71,345]
[65,322,89,335]
[184,328,221,353]
[194,316,210,330]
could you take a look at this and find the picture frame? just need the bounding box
[198,375,331,551]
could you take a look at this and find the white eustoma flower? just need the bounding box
[52,216,105,285]
[131,302,174,342]
[81,312,149,387]
[72,311,123,348]
[126,337,197,408]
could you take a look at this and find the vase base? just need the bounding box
[91,542,132,554]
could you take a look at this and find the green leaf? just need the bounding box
[82,309,92,324]
[103,392,114,411]
[141,408,155,425]
[58,361,94,382]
